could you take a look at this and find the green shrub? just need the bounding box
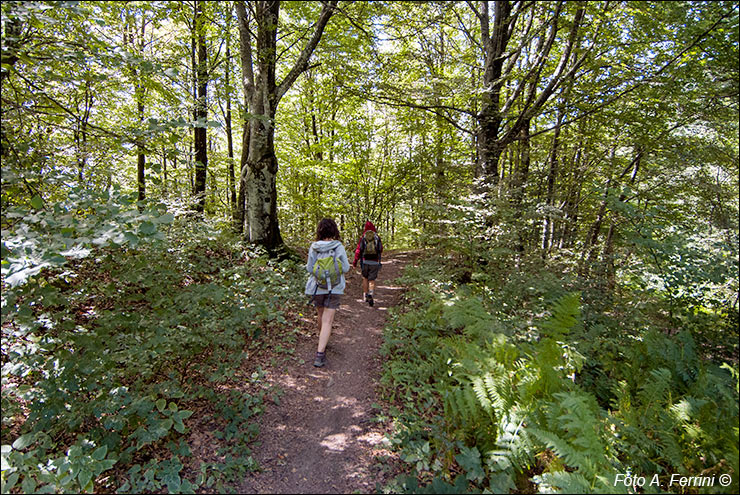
[2,193,304,493]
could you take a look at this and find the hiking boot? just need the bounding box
[313,352,326,367]
[367,294,374,307]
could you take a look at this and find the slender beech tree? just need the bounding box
[193,0,208,213]
[223,8,237,222]
[73,77,93,183]
[123,7,148,203]
[235,0,338,250]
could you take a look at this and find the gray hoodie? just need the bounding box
[305,240,350,295]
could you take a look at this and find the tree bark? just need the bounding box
[558,121,587,250]
[225,42,237,223]
[74,79,93,183]
[510,117,530,208]
[193,0,208,213]
[473,1,586,191]
[475,0,513,187]
[0,4,23,158]
[580,145,616,276]
[235,1,254,235]
[134,16,146,204]
[542,102,565,256]
[162,146,168,194]
[236,124,248,234]
[236,0,337,251]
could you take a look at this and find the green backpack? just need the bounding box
[312,249,341,291]
[363,230,377,255]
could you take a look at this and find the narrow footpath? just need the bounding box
[237,251,410,494]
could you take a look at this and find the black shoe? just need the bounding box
[313,352,326,367]
[367,294,374,307]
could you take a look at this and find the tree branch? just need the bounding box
[276,1,339,104]
[346,86,475,135]
[529,5,735,141]
[465,0,485,25]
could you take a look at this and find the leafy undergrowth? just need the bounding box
[379,254,739,494]
[2,206,305,493]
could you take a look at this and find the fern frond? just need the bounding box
[553,392,604,457]
[669,396,707,423]
[637,368,672,405]
[492,411,534,472]
[539,292,581,338]
[442,294,493,333]
[533,470,592,494]
[443,382,492,436]
[484,371,510,418]
[609,380,632,412]
[486,334,520,367]
[472,376,494,416]
[529,427,590,471]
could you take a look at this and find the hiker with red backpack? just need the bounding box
[353,220,383,307]
[305,218,350,367]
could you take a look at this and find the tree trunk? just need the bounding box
[1,3,23,157]
[511,118,530,208]
[245,127,282,248]
[137,140,145,202]
[580,146,616,276]
[236,122,249,234]
[162,146,168,194]
[223,7,237,223]
[243,0,279,246]
[602,145,643,289]
[235,1,254,235]
[476,0,512,187]
[193,0,208,213]
[135,17,146,204]
[124,12,147,203]
[474,1,586,192]
[542,103,565,256]
[236,0,337,251]
[74,79,92,183]
[558,125,587,250]
[225,44,237,222]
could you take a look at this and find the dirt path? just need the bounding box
[237,251,410,494]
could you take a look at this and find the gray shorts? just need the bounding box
[311,293,340,309]
[361,263,381,281]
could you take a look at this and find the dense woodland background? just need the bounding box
[1,1,738,494]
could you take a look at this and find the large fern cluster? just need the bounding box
[381,256,739,494]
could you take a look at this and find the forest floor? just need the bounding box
[233,251,411,494]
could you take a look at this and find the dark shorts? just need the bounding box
[361,263,381,281]
[311,293,340,309]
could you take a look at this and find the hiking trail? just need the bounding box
[236,251,411,494]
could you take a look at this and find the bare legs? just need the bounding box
[361,277,375,297]
[316,306,337,353]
